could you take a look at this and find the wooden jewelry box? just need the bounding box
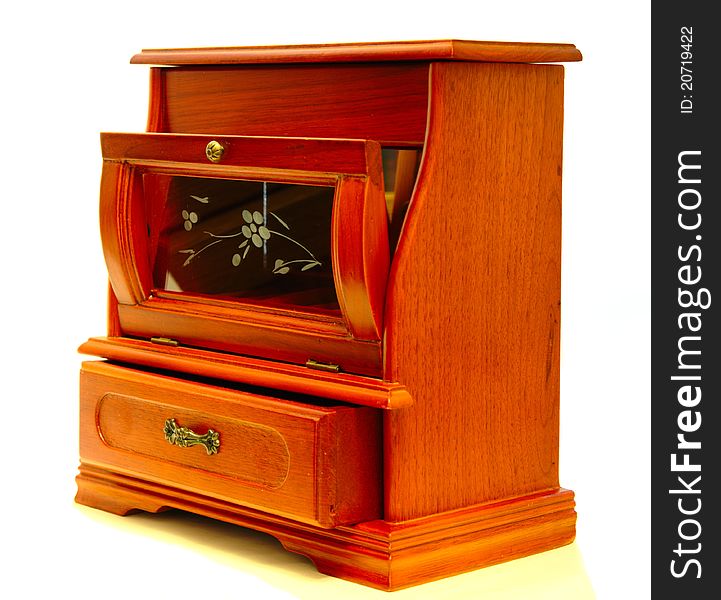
[76,39,582,590]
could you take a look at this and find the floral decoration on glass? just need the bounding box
[181,210,198,231]
[178,198,321,275]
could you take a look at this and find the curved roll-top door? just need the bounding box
[98,133,389,376]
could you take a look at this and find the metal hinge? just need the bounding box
[150,336,180,347]
[305,359,340,373]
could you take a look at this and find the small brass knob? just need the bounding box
[205,140,225,163]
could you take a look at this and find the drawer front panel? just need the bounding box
[97,393,290,489]
[80,361,381,527]
[158,64,429,145]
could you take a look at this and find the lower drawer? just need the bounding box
[79,361,381,528]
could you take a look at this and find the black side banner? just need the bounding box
[652,4,720,597]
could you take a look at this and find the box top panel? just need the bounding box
[131,39,582,66]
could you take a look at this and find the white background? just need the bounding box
[2,1,649,598]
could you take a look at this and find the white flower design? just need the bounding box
[179,195,321,275]
[181,209,198,231]
[241,210,271,248]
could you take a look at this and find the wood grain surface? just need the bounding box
[131,39,582,65]
[76,467,575,591]
[154,64,429,145]
[79,336,412,409]
[383,61,566,520]
[101,132,377,175]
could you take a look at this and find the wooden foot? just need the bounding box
[76,467,170,516]
[280,490,577,590]
[76,464,575,590]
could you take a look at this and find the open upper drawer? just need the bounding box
[100,133,389,377]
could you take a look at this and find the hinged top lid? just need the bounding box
[131,39,582,66]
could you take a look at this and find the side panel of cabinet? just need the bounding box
[383,62,566,520]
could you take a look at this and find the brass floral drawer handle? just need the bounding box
[163,418,220,455]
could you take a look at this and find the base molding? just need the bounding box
[76,464,576,590]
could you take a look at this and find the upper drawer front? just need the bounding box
[154,64,429,146]
[79,361,381,528]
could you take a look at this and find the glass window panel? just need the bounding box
[148,175,339,313]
